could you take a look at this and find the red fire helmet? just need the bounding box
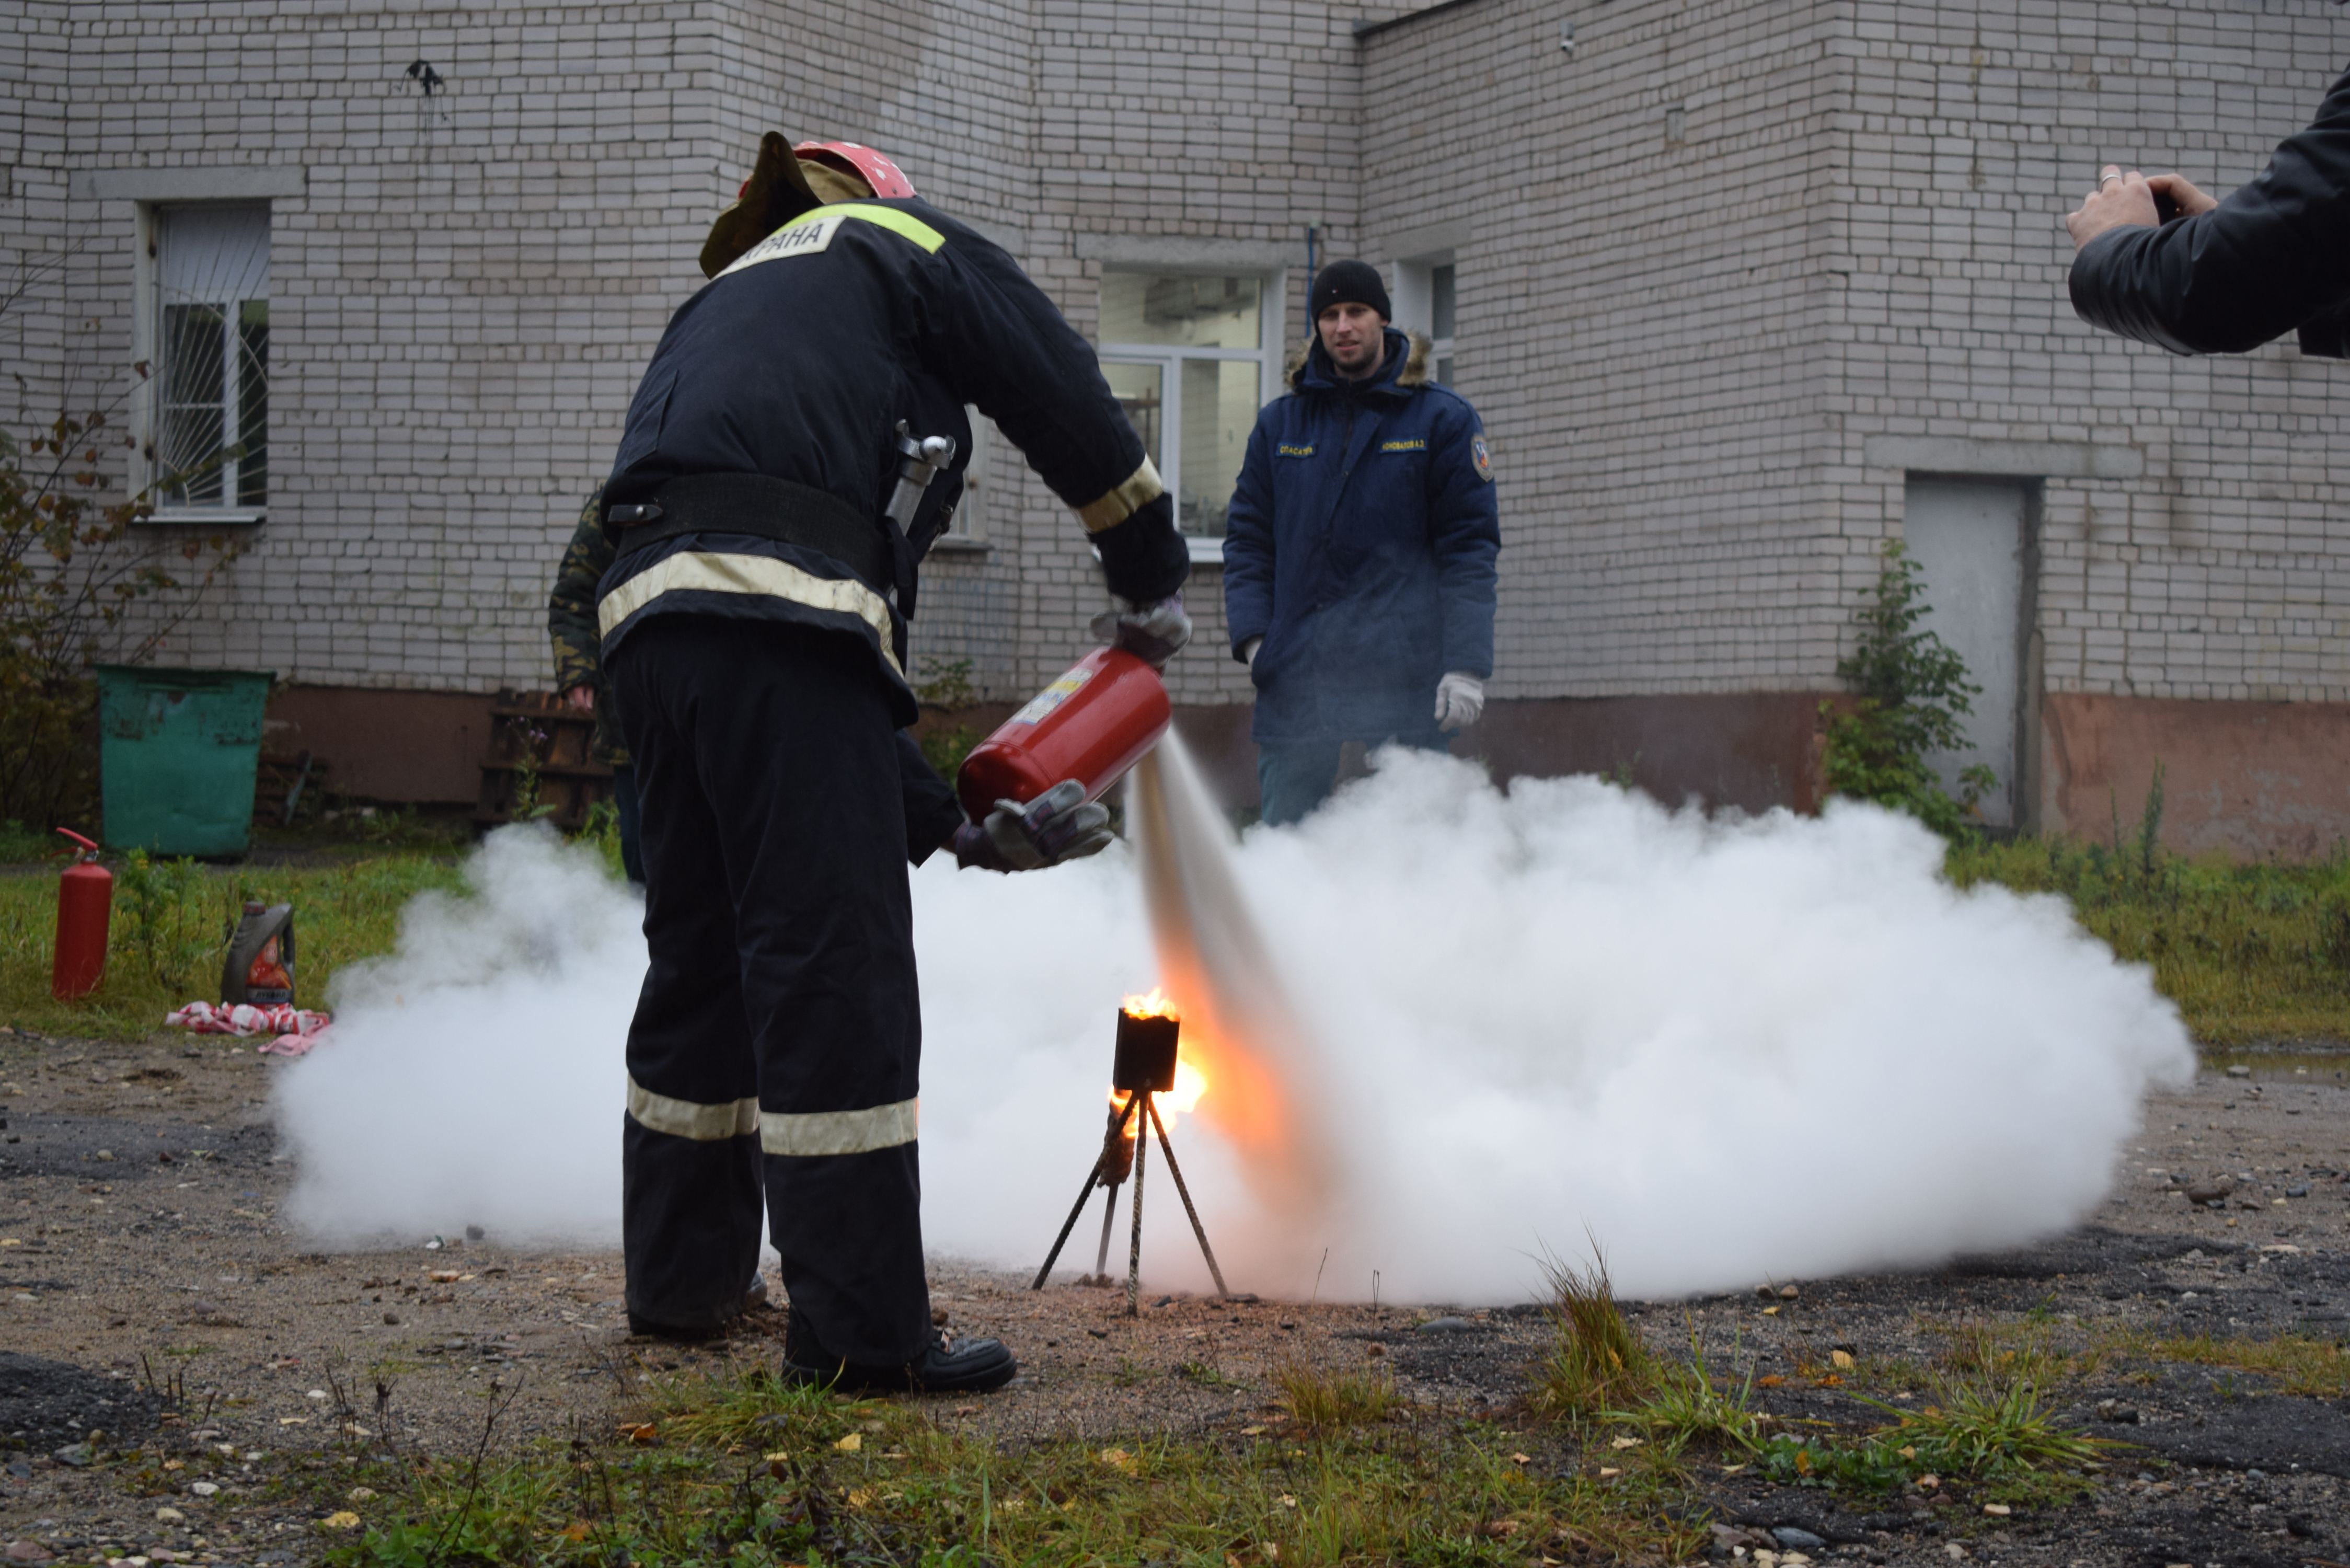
[794,141,916,199]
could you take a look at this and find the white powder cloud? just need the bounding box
[279,744,2195,1305]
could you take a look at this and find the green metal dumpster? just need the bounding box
[94,666,275,857]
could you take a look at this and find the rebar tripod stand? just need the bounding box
[1031,1007,1228,1315]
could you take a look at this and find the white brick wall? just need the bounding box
[10,0,2344,717]
[7,0,1404,710]
[1363,0,2350,704]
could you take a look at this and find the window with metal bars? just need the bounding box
[152,204,269,514]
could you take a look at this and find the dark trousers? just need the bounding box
[608,615,930,1364]
[1255,730,1451,826]
[611,763,646,886]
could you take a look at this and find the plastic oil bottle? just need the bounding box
[222,901,296,1006]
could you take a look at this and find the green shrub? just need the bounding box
[1820,540,1996,838]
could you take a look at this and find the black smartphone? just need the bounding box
[2153,188,2181,223]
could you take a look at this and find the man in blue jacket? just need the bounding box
[1223,260,1501,825]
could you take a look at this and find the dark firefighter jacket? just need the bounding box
[2070,59,2350,359]
[597,197,1190,727]
[559,482,964,858]
[1223,328,1500,745]
[548,488,628,766]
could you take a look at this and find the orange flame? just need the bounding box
[1121,985,1179,1021]
[1105,1057,1207,1126]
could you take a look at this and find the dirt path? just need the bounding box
[2,1029,2347,1566]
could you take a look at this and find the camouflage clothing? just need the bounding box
[549,488,629,766]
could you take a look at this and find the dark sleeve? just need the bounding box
[2069,61,2350,355]
[1425,398,1501,679]
[1222,416,1278,657]
[917,238,1191,602]
[548,489,610,694]
[896,731,966,867]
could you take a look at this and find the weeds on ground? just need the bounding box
[1744,1370,2103,1505]
[1618,1331,1764,1451]
[1926,1317,2112,1392]
[1273,1353,1398,1431]
[0,852,466,1037]
[1945,773,2350,1042]
[0,818,56,862]
[2099,1328,2350,1399]
[316,1365,1704,1568]
[1530,1266,2106,1512]
[1530,1251,1657,1422]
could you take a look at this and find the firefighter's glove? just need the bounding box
[952,780,1114,873]
[1434,672,1485,732]
[1089,593,1192,670]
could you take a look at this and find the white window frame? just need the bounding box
[1391,251,1457,386]
[134,200,271,524]
[1097,267,1284,566]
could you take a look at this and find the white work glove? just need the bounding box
[950,779,1114,872]
[1089,593,1192,670]
[1433,671,1485,732]
[1239,636,1263,670]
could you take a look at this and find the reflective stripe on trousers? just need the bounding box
[627,1073,918,1157]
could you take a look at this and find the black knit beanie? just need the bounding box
[1309,260,1391,322]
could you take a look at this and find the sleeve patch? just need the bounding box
[1276,443,1315,458]
[1471,433,1494,483]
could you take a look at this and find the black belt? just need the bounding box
[610,474,891,596]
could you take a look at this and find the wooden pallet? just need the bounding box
[475,689,613,831]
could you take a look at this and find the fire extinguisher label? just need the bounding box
[1008,665,1096,727]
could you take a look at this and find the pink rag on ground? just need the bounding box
[166,1000,333,1055]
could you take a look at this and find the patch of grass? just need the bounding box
[318,1366,1706,1568]
[1871,1373,2106,1477]
[0,851,468,1039]
[2119,1330,2350,1399]
[1272,1353,1398,1431]
[1945,832,2350,1043]
[1529,1252,1657,1423]
[1176,1359,1248,1390]
[1615,1328,1763,1451]
[1754,1373,2104,1503]
[0,818,56,862]
[1925,1318,2106,1391]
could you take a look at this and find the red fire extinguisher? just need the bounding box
[51,828,111,1001]
[955,647,1172,822]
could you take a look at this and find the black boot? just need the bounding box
[782,1307,1017,1394]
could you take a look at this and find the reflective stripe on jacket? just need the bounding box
[597,197,1189,722]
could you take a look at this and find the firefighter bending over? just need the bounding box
[595,135,1191,1393]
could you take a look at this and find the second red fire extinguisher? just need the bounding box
[51,828,110,1001]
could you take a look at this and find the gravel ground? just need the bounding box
[2,1027,2347,1566]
